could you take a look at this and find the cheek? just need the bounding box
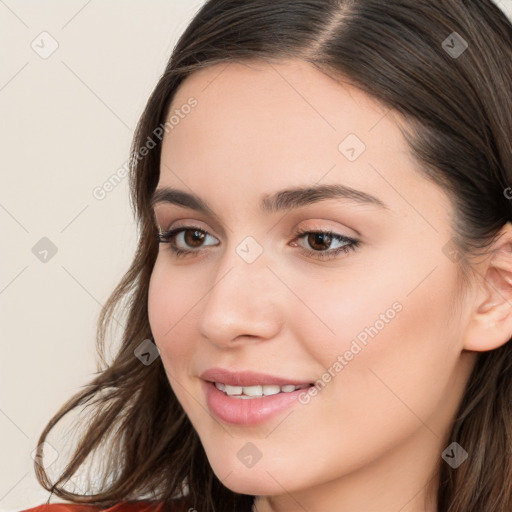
[288,242,463,405]
[306,240,459,363]
[148,260,205,417]
[282,257,406,372]
[307,261,462,432]
[147,260,194,368]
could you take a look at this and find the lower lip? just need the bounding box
[203,380,311,425]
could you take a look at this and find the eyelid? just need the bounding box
[152,204,366,239]
[156,218,360,247]
[157,215,358,235]
[162,220,214,237]
[153,210,227,240]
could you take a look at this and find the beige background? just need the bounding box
[1,1,512,511]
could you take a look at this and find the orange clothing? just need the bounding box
[20,500,192,512]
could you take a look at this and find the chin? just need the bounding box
[214,469,287,496]
[205,452,303,496]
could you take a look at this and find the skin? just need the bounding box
[147,59,512,512]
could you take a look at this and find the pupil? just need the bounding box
[187,230,204,247]
[310,233,331,251]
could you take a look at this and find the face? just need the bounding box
[148,59,478,507]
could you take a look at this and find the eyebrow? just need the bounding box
[150,183,388,217]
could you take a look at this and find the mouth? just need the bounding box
[199,368,316,423]
[209,381,313,399]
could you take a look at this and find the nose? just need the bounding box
[197,245,283,348]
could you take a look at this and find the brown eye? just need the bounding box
[306,232,333,251]
[156,226,219,258]
[183,229,207,248]
[292,229,359,261]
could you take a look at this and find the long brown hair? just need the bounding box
[34,1,512,511]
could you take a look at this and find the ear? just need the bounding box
[463,222,512,352]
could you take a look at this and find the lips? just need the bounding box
[202,380,311,425]
[200,367,314,387]
[199,367,316,425]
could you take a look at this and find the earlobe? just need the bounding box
[463,222,512,352]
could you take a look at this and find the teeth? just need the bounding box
[214,382,308,398]
[262,385,282,395]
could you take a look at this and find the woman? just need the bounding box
[24,1,512,511]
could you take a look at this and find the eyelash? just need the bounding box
[155,225,359,261]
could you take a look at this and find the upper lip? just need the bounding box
[200,367,313,387]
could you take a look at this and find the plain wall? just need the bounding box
[1,1,512,511]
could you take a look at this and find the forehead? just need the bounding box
[168,58,394,145]
[162,58,410,176]
[158,58,452,228]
